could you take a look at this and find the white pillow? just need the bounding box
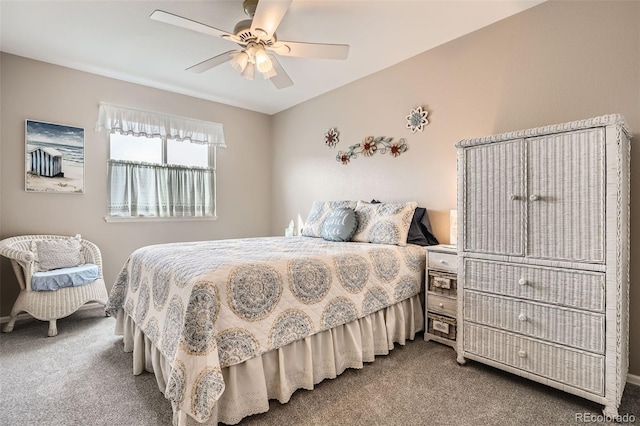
[351,201,417,246]
[301,201,357,238]
[31,234,85,272]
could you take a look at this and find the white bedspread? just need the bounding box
[107,236,425,423]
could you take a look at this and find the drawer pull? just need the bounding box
[529,194,540,201]
[438,303,444,308]
[510,194,518,201]
[518,350,527,358]
[439,260,447,264]
[518,278,527,286]
[518,313,527,322]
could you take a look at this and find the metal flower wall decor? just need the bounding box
[324,128,339,148]
[406,106,429,133]
[336,136,408,165]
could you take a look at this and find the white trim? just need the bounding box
[627,374,640,387]
[0,302,105,324]
[455,114,631,148]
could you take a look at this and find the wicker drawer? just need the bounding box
[464,259,605,312]
[463,323,604,395]
[428,270,457,296]
[427,313,456,341]
[428,294,456,317]
[428,252,457,273]
[463,291,604,353]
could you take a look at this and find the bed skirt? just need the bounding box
[116,293,424,425]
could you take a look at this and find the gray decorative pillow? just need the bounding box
[351,200,418,246]
[33,235,85,272]
[301,200,357,237]
[321,207,358,242]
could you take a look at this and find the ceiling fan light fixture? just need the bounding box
[254,47,273,73]
[245,42,258,59]
[241,62,255,80]
[230,51,249,73]
[155,0,349,89]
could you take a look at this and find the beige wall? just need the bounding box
[270,0,640,374]
[0,53,272,314]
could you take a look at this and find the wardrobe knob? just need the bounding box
[518,278,527,286]
[518,313,527,322]
[518,350,527,358]
[529,194,540,201]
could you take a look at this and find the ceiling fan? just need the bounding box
[150,0,350,89]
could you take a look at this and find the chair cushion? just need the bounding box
[31,263,100,292]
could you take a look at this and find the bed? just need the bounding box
[107,201,436,425]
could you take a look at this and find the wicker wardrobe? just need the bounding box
[455,115,631,417]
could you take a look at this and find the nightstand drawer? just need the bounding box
[427,313,456,341]
[428,252,457,273]
[428,294,456,317]
[428,270,457,296]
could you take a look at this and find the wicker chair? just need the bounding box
[0,235,108,336]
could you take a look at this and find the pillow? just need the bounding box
[351,200,417,246]
[321,207,358,242]
[371,200,439,246]
[301,200,357,237]
[407,207,440,246]
[32,235,85,272]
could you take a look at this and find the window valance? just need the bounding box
[95,102,226,147]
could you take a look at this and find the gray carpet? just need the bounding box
[0,308,638,426]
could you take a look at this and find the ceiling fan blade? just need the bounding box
[267,55,293,89]
[270,41,349,60]
[186,51,236,73]
[250,0,292,40]
[150,10,235,40]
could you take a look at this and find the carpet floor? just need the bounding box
[0,308,638,426]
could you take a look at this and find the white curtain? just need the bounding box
[107,160,215,217]
[95,102,226,146]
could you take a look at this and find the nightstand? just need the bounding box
[424,244,457,350]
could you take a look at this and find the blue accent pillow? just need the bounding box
[321,207,358,242]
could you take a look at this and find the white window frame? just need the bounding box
[105,134,218,223]
[95,103,225,223]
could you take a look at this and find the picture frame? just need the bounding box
[25,119,85,194]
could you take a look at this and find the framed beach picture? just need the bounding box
[25,120,84,193]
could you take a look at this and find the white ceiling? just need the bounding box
[0,0,543,115]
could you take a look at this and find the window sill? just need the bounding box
[104,216,218,223]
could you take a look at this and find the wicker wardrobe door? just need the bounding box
[463,140,525,256]
[526,129,605,263]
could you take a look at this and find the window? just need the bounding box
[96,103,226,221]
[109,133,210,167]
